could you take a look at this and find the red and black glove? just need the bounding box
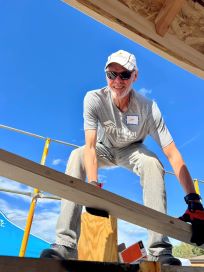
[85,181,109,218]
[179,193,204,246]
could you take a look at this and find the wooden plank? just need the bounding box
[63,0,204,79]
[162,266,204,272]
[155,0,185,36]
[78,213,118,261]
[0,256,204,272]
[0,256,141,272]
[140,262,161,272]
[0,148,203,249]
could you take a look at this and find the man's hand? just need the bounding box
[89,180,103,188]
[85,181,109,218]
[179,193,204,246]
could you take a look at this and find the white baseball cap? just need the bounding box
[105,50,138,71]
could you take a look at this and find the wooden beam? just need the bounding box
[78,213,118,261]
[0,256,142,272]
[0,148,203,249]
[155,0,185,36]
[63,0,204,79]
[162,266,204,272]
[0,256,204,271]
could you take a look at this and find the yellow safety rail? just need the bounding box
[194,179,200,195]
[19,138,51,257]
[0,124,78,256]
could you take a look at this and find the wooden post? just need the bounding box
[78,212,118,261]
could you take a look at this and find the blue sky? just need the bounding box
[0,0,204,254]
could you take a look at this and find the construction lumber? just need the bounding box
[0,148,204,249]
[0,256,204,271]
[63,0,204,79]
[78,212,118,261]
[162,266,204,272]
[0,256,148,272]
[155,0,185,36]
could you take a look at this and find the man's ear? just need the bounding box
[133,70,138,82]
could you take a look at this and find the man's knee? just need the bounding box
[142,155,164,173]
[69,147,84,161]
[65,147,85,175]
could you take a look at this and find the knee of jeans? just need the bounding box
[70,147,84,161]
[65,147,85,173]
[142,155,164,173]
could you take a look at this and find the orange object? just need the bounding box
[119,240,147,263]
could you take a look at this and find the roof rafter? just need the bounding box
[63,0,204,78]
[155,0,185,36]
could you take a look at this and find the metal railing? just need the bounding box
[0,124,78,257]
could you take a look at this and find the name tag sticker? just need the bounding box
[126,115,139,125]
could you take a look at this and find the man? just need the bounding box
[41,50,204,265]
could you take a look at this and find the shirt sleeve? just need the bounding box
[147,101,173,148]
[83,92,98,130]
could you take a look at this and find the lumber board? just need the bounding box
[0,148,203,249]
[63,0,204,79]
[162,266,204,272]
[155,0,185,36]
[0,256,204,272]
[0,256,140,272]
[78,213,118,261]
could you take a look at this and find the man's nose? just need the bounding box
[114,75,123,82]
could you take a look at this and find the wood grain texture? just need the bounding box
[63,0,204,78]
[78,212,118,261]
[155,0,185,36]
[0,148,203,249]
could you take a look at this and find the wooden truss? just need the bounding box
[63,0,204,79]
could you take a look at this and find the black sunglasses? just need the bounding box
[106,70,133,80]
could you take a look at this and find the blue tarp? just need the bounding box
[0,210,50,257]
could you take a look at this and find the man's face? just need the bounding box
[106,63,137,99]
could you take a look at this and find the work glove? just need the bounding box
[85,181,109,218]
[179,193,204,246]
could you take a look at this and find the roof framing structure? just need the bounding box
[155,0,185,36]
[63,0,204,79]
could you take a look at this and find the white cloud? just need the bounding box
[0,177,61,242]
[138,88,152,97]
[0,198,28,229]
[0,177,31,192]
[31,208,60,242]
[98,174,108,184]
[0,196,60,243]
[0,177,60,204]
[0,177,33,202]
[118,219,148,248]
[52,158,65,166]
